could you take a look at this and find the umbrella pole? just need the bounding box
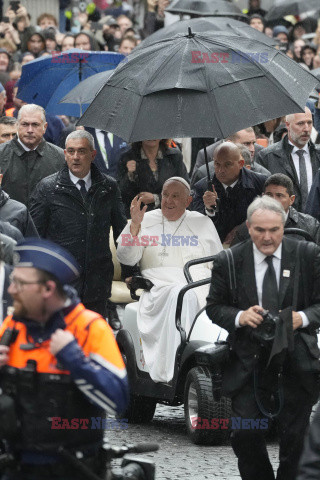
[204,143,212,192]
[204,142,219,212]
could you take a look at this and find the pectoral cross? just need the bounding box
[158,247,169,264]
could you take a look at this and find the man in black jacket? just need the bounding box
[257,108,320,211]
[232,173,320,245]
[206,196,320,480]
[0,183,38,238]
[0,104,65,208]
[29,130,128,319]
[192,142,266,242]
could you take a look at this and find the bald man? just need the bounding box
[192,143,266,242]
[257,108,320,211]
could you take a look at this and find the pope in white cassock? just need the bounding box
[117,177,222,383]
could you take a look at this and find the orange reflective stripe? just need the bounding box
[5,108,14,117]
[0,305,125,374]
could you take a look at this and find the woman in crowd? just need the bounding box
[118,139,189,217]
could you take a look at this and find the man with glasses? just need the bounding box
[0,238,128,479]
[0,104,64,207]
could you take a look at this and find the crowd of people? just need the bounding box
[0,0,320,479]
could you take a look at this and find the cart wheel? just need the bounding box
[124,395,157,424]
[118,353,157,423]
[184,366,231,445]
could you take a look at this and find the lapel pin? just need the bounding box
[283,270,290,278]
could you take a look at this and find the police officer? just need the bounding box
[0,238,129,479]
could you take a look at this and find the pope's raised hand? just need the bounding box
[130,195,147,236]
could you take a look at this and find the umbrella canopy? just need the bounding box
[139,17,276,49]
[265,0,320,21]
[165,0,246,17]
[78,30,320,143]
[308,68,320,100]
[17,49,124,116]
[59,70,113,116]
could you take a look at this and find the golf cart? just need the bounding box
[116,255,231,445]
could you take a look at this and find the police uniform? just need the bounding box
[0,239,129,479]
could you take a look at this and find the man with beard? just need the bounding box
[0,238,128,479]
[257,108,320,211]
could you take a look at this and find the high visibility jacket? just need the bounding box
[0,302,128,453]
[5,108,15,117]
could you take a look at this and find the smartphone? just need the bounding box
[10,1,20,13]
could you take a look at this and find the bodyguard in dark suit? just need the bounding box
[257,108,320,212]
[192,142,266,242]
[206,196,320,480]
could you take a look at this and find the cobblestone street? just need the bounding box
[107,404,279,479]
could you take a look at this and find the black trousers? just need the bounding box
[230,373,317,480]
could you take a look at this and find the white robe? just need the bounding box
[117,210,222,383]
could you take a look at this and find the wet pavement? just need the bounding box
[106,404,279,479]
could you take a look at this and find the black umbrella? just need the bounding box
[78,30,319,143]
[265,0,320,21]
[165,0,246,17]
[59,70,113,116]
[139,17,276,49]
[309,68,320,100]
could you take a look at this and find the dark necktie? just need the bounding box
[77,179,87,199]
[296,150,308,209]
[225,186,232,198]
[262,255,279,315]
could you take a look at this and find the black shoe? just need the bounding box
[106,306,122,330]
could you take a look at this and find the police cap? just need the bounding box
[14,238,80,285]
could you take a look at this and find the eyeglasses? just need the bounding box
[9,274,44,291]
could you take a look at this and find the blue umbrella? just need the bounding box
[17,49,125,116]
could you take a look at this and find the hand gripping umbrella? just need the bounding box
[78,29,320,189]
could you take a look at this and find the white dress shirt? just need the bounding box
[235,242,309,328]
[289,140,313,193]
[69,171,92,191]
[17,136,38,151]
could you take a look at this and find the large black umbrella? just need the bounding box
[78,30,319,143]
[59,70,113,116]
[165,0,246,17]
[265,0,320,21]
[139,17,276,49]
[309,68,320,100]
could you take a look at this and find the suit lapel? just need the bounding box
[278,238,297,308]
[238,241,259,306]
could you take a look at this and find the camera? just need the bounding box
[251,310,277,345]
